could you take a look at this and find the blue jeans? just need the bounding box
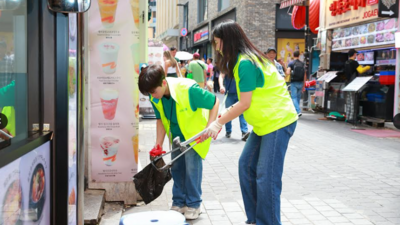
[225,93,248,133]
[239,122,297,225]
[171,144,203,209]
[290,81,303,114]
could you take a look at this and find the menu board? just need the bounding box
[355,51,374,65]
[332,18,398,51]
[0,142,51,225]
[376,49,396,65]
[89,0,139,183]
[68,13,78,225]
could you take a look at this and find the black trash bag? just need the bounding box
[133,158,172,204]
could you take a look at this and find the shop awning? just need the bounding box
[280,0,306,9]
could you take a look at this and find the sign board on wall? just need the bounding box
[325,0,379,29]
[193,26,209,44]
[378,0,399,18]
[88,0,139,183]
[332,18,398,51]
[276,38,306,66]
[0,142,51,225]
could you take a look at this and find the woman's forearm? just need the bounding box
[218,101,248,125]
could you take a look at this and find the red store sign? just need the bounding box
[325,0,379,29]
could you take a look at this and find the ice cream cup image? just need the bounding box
[99,42,119,74]
[98,0,119,29]
[100,136,120,166]
[100,88,119,120]
[131,135,139,164]
[130,43,140,74]
[130,0,140,30]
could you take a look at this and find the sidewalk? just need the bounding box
[125,111,400,225]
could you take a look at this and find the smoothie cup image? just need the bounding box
[131,135,139,164]
[130,0,140,30]
[98,0,119,29]
[130,43,140,74]
[100,136,120,166]
[99,42,119,74]
[100,88,119,120]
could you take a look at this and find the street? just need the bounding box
[125,108,400,225]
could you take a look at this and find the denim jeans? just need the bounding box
[290,81,303,114]
[225,93,248,133]
[239,122,297,225]
[171,143,203,209]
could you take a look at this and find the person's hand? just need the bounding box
[220,86,226,94]
[0,128,12,140]
[206,120,223,140]
[302,86,306,92]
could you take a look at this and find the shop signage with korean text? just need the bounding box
[193,26,209,44]
[326,0,379,29]
[367,0,378,5]
[378,0,399,18]
[332,18,398,51]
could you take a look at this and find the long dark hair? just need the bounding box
[212,20,267,77]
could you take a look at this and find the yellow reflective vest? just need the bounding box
[150,77,211,159]
[233,54,298,136]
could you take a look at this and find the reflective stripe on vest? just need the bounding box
[233,54,298,136]
[150,77,211,159]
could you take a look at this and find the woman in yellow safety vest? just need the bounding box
[138,64,219,220]
[205,20,298,225]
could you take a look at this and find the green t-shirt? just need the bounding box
[151,84,216,141]
[238,60,265,92]
[188,60,207,83]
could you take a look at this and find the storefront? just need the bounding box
[192,24,211,60]
[318,0,398,122]
[0,0,86,224]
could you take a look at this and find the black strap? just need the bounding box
[196,61,205,70]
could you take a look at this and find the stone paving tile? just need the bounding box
[124,109,400,225]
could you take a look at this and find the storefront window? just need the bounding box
[0,0,28,146]
[218,0,229,11]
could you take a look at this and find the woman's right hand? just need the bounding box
[220,86,226,94]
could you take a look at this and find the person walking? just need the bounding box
[205,20,298,225]
[170,46,180,63]
[213,65,220,93]
[287,50,306,116]
[218,74,250,141]
[206,58,214,81]
[163,51,181,78]
[188,53,207,88]
[265,48,286,78]
[138,65,219,220]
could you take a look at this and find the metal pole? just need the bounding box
[394,9,400,117]
[77,12,85,225]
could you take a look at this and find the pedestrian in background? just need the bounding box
[206,20,298,225]
[218,73,250,141]
[170,46,180,64]
[213,65,220,93]
[206,58,214,81]
[265,48,286,78]
[163,51,181,78]
[287,51,306,117]
[188,53,207,88]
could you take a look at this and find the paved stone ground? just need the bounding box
[124,106,400,225]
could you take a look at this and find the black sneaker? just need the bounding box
[241,132,250,141]
[225,132,231,138]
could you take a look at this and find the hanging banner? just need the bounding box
[89,0,139,183]
[139,40,164,118]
